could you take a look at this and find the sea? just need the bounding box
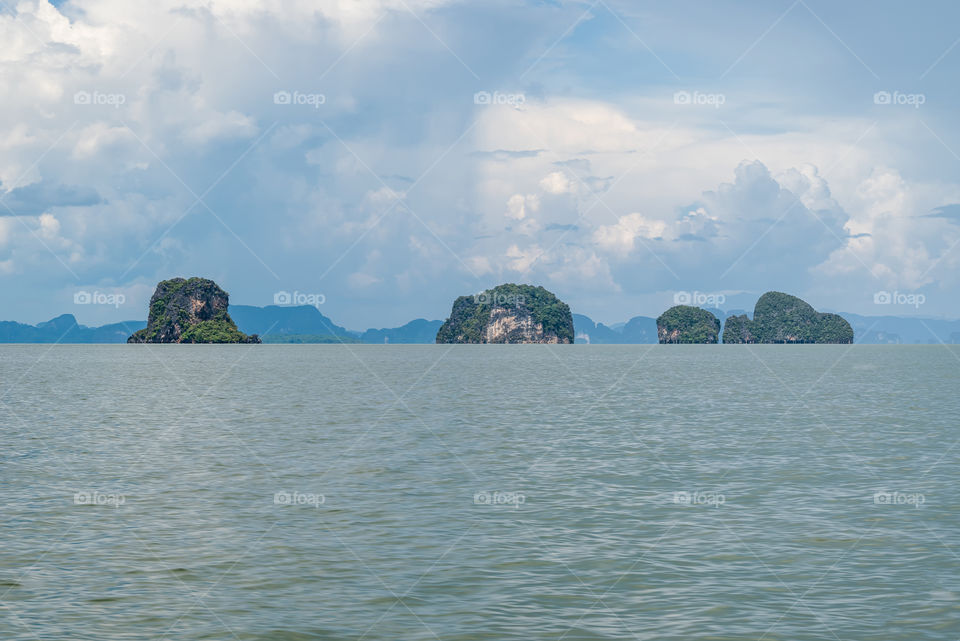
[1,344,958,640]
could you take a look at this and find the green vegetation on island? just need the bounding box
[721,313,755,344]
[128,277,260,344]
[722,291,853,344]
[656,306,721,344]
[436,283,574,344]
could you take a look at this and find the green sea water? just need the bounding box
[1,344,958,640]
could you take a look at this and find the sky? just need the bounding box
[2,0,960,329]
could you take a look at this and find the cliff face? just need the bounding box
[436,284,574,344]
[484,305,561,344]
[722,292,853,344]
[128,278,260,344]
[656,306,720,344]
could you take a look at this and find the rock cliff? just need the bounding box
[435,284,574,344]
[128,277,259,344]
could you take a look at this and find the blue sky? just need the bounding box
[1,0,959,328]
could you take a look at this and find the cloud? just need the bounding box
[1,0,960,325]
[0,180,102,216]
[37,213,61,239]
[505,193,539,220]
[925,204,960,224]
[505,243,542,273]
[539,171,573,195]
[593,213,667,254]
[181,110,258,145]
[483,157,862,304]
[469,149,545,161]
[674,207,719,241]
[348,272,381,288]
[814,167,960,293]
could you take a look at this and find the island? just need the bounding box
[722,291,853,344]
[435,284,574,344]
[128,277,260,344]
[656,305,721,344]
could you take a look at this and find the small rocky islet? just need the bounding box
[128,277,259,344]
[656,305,721,344]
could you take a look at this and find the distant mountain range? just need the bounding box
[0,306,444,344]
[0,314,145,343]
[839,312,960,345]
[229,305,353,338]
[1,305,959,344]
[360,318,444,344]
[228,305,445,343]
[572,314,658,343]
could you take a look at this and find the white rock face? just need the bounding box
[483,306,562,344]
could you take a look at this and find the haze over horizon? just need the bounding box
[2,0,960,328]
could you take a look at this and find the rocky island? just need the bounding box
[128,277,260,344]
[722,291,853,344]
[656,305,721,343]
[435,284,574,344]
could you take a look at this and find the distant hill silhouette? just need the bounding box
[361,319,443,344]
[229,304,353,338]
[573,314,657,344]
[3,306,960,344]
[0,314,145,343]
[231,306,443,343]
[840,313,960,345]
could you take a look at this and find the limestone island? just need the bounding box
[722,291,853,344]
[657,305,721,344]
[435,284,574,344]
[128,277,260,344]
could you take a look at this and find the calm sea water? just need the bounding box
[1,345,959,640]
